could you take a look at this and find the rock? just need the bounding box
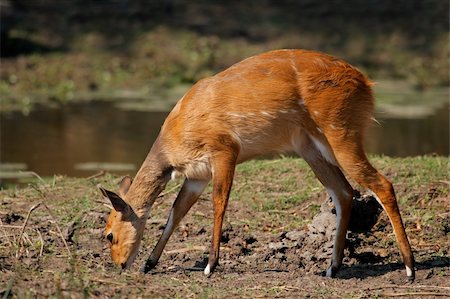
[260,191,384,272]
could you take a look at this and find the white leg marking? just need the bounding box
[406,265,413,277]
[368,189,382,206]
[204,264,211,275]
[326,266,333,277]
[161,210,174,241]
[327,188,342,264]
[310,136,338,165]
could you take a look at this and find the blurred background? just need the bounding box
[0,0,448,182]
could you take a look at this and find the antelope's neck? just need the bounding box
[125,140,172,218]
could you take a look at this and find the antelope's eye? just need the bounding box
[106,232,113,243]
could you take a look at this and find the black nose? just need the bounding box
[121,262,126,269]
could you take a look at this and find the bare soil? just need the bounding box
[1,158,449,298]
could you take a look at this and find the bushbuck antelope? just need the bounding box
[98,49,415,280]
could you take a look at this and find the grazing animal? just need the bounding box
[99,49,415,280]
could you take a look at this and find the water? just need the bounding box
[1,100,448,178]
[1,102,168,177]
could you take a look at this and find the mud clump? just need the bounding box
[1,212,24,224]
[348,191,383,233]
[222,223,259,256]
[261,192,382,274]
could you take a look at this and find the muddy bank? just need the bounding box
[1,156,449,298]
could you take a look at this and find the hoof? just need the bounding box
[140,260,157,274]
[326,266,338,278]
[406,273,415,283]
[406,266,415,282]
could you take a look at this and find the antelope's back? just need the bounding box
[161,50,374,161]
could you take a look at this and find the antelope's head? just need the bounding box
[99,176,145,270]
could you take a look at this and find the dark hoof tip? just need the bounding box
[140,260,157,274]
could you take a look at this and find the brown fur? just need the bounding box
[100,49,415,279]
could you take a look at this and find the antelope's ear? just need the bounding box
[118,175,133,198]
[98,185,130,213]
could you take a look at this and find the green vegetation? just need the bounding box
[1,1,448,113]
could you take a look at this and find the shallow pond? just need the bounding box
[1,99,448,178]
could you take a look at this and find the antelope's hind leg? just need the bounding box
[295,135,354,277]
[329,138,415,280]
[205,150,238,276]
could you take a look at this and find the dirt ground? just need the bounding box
[1,157,449,298]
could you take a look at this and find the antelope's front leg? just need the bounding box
[204,152,237,276]
[141,179,208,273]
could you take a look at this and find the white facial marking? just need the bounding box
[204,264,211,275]
[330,124,337,130]
[313,110,319,116]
